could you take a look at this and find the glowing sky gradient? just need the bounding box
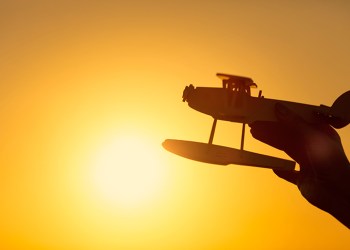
[1,1,350,249]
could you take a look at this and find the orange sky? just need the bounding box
[1,1,350,249]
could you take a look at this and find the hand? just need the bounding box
[249,103,350,228]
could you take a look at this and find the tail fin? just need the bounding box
[329,91,350,129]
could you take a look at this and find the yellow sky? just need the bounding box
[1,1,349,249]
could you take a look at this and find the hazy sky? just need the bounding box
[1,1,350,249]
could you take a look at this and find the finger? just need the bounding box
[250,121,289,151]
[275,103,340,142]
[250,120,302,158]
[273,169,300,185]
[273,103,317,166]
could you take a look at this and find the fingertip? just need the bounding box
[248,121,268,140]
[273,169,299,185]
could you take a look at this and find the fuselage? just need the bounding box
[183,85,330,125]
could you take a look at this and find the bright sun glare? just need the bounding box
[90,132,164,208]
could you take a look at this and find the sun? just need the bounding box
[90,132,165,208]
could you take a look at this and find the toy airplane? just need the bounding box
[163,73,350,170]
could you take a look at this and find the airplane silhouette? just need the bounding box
[163,73,350,170]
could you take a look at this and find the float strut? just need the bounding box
[208,119,217,145]
[240,123,246,150]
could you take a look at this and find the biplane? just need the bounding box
[163,73,350,170]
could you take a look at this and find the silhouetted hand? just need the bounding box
[250,103,350,228]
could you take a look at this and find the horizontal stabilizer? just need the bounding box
[163,139,295,171]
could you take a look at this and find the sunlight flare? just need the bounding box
[90,132,164,208]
